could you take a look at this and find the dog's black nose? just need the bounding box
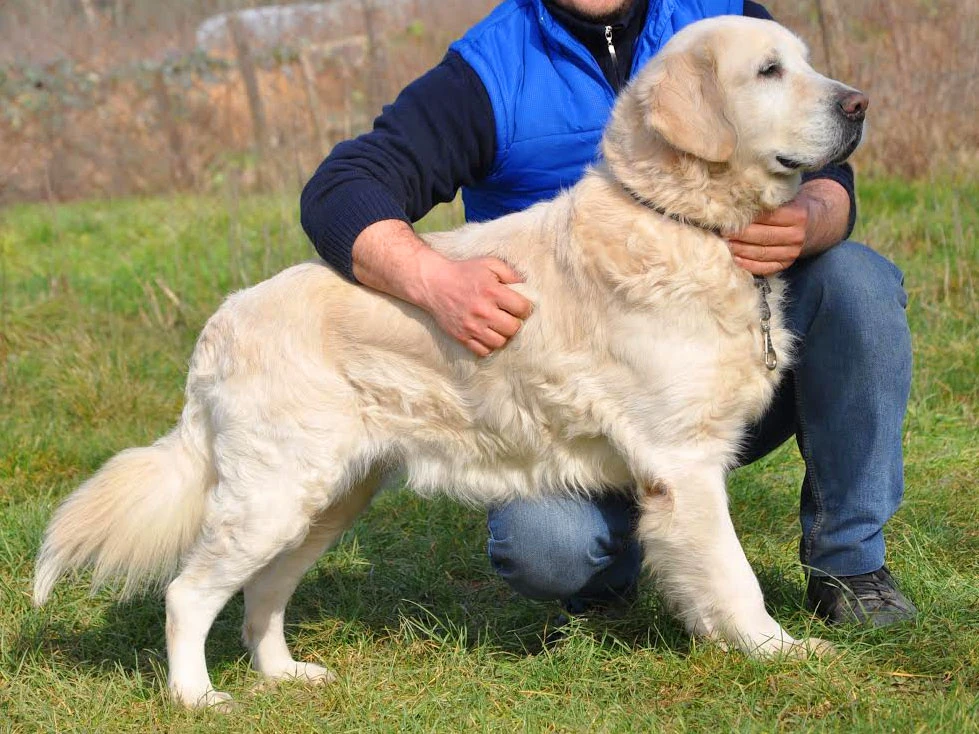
[838,91,869,122]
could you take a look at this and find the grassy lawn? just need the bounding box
[1,178,977,732]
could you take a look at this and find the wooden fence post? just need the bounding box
[361,0,385,115]
[880,0,907,78]
[298,48,329,155]
[814,0,850,79]
[227,14,270,187]
[79,0,99,29]
[152,68,192,188]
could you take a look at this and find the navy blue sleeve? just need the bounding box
[742,1,773,20]
[744,0,857,238]
[300,51,495,281]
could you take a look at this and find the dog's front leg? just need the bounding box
[634,460,831,657]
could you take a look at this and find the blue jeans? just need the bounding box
[487,242,911,609]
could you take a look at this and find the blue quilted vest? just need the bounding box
[450,0,742,222]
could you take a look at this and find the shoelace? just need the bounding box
[835,570,911,612]
[845,572,894,602]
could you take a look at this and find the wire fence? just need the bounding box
[0,9,411,201]
[0,0,976,205]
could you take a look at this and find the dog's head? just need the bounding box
[602,17,867,218]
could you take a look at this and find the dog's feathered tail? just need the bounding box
[33,400,214,605]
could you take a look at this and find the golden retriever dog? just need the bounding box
[34,16,867,708]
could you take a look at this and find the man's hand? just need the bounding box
[415,254,533,357]
[726,179,852,275]
[351,219,533,357]
[726,198,810,275]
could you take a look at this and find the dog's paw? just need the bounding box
[736,631,839,660]
[172,688,235,712]
[252,661,338,690]
[799,636,838,659]
[285,662,337,684]
[205,691,236,712]
[776,636,838,660]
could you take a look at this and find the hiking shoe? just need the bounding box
[541,612,574,648]
[806,565,918,627]
[542,584,639,648]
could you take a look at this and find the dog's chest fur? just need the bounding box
[393,193,792,501]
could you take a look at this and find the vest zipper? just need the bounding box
[604,25,618,66]
[605,24,624,91]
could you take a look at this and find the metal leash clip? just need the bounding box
[754,275,778,370]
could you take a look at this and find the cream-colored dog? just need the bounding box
[35,16,867,708]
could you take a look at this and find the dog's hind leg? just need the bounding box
[242,472,381,684]
[165,468,335,709]
[635,461,831,658]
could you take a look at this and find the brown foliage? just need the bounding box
[0,0,975,204]
[772,0,978,179]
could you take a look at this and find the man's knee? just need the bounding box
[787,241,910,353]
[795,241,906,308]
[486,496,633,601]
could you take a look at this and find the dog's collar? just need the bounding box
[618,180,724,236]
[618,179,779,371]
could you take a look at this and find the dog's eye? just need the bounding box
[758,61,782,79]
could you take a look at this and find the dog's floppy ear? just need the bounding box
[639,48,736,163]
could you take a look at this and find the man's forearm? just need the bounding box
[799,178,853,257]
[351,219,443,309]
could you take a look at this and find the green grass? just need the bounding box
[1,179,977,732]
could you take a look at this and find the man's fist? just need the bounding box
[416,255,534,357]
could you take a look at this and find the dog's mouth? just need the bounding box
[775,130,863,174]
[830,130,863,165]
